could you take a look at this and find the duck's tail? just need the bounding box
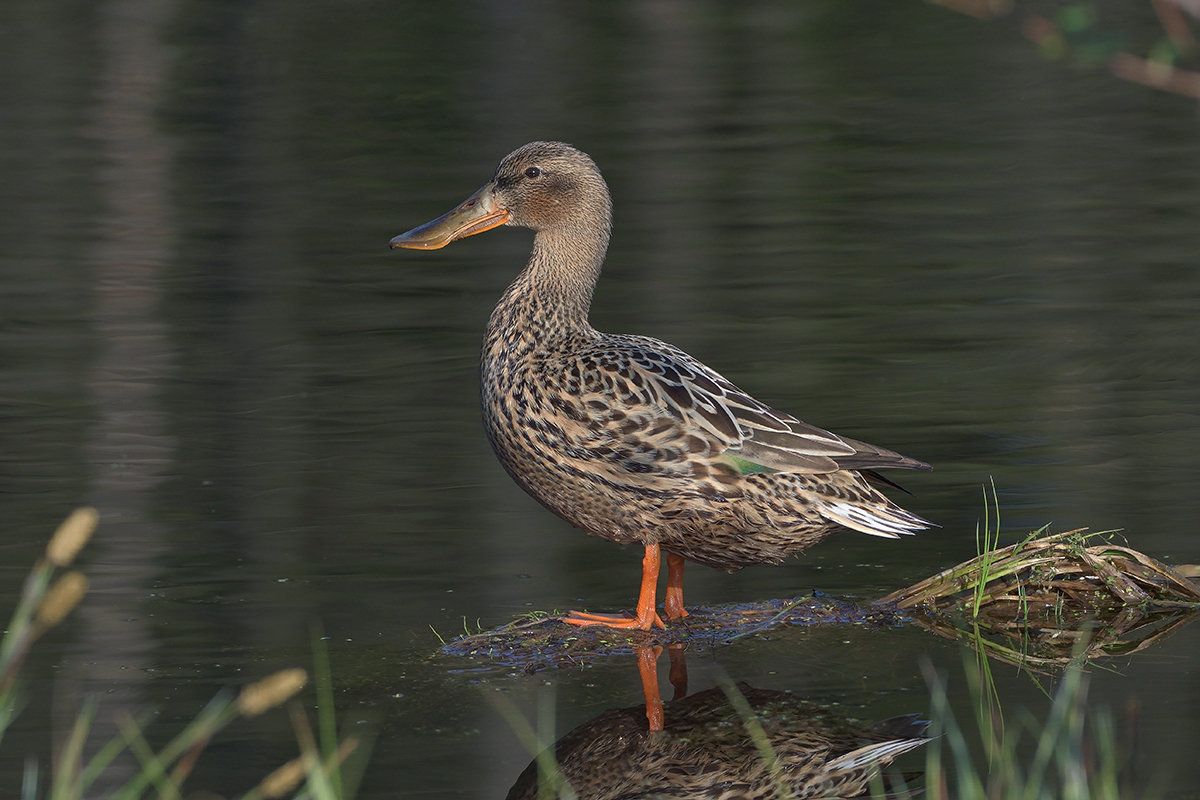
[818,496,935,539]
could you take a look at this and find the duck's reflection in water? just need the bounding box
[507,645,929,799]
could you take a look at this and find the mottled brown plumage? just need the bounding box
[391,141,932,629]
[505,683,929,799]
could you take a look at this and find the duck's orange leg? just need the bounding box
[666,643,688,699]
[563,543,665,630]
[664,552,689,620]
[635,645,665,731]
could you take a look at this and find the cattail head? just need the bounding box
[257,756,306,798]
[237,668,308,716]
[46,508,98,567]
[35,572,89,630]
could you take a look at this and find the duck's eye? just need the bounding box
[524,166,542,179]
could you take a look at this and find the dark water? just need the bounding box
[3,0,1200,796]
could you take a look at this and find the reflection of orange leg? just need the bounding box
[666,643,688,700]
[664,552,689,620]
[636,645,665,732]
[563,544,665,630]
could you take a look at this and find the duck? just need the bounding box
[505,679,930,799]
[391,141,932,631]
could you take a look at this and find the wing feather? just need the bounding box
[602,336,927,476]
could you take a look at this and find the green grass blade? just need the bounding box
[310,624,343,799]
[78,709,155,794]
[48,696,97,800]
[113,711,182,800]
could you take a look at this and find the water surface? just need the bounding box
[2,1,1199,795]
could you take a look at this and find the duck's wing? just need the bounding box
[608,336,929,477]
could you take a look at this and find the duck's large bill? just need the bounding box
[390,184,509,250]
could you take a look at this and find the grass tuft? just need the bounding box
[881,485,1200,672]
[919,642,1154,800]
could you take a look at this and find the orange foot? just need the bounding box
[563,608,665,630]
[560,543,667,631]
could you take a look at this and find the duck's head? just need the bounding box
[390,141,611,251]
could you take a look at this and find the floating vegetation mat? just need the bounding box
[442,529,1200,673]
[879,528,1200,670]
[443,595,905,672]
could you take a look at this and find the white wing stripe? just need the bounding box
[822,501,925,539]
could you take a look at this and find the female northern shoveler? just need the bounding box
[506,681,929,798]
[391,141,932,631]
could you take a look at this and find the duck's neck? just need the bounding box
[489,219,611,343]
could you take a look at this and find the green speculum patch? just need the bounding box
[722,453,777,474]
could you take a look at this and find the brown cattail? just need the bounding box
[45,508,98,567]
[257,756,306,798]
[237,668,308,717]
[35,572,89,630]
